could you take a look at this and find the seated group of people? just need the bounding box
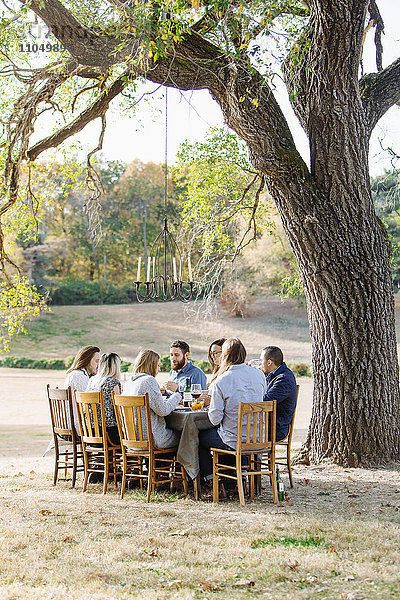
[64,338,297,483]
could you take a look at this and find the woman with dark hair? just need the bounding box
[64,345,101,431]
[207,338,226,382]
[198,338,266,482]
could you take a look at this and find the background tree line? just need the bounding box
[13,149,400,307]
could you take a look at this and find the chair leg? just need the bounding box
[287,446,294,488]
[72,444,78,488]
[64,450,69,477]
[82,451,89,492]
[212,451,219,503]
[53,439,59,486]
[120,453,127,499]
[271,460,278,504]
[147,457,153,502]
[236,455,245,506]
[103,449,109,495]
[181,466,188,495]
[248,454,254,500]
[193,474,201,500]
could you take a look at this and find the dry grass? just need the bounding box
[1,296,400,598]
[6,296,312,363]
[0,452,399,600]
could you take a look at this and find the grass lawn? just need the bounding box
[1,296,400,598]
[6,296,312,363]
[0,448,399,600]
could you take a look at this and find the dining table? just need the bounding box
[165,407,215,499]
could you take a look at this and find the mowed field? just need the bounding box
[0,296,399,599]
[6,296,312,363]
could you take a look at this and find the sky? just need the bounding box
[30,1,400,177]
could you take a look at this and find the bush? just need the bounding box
[193,359,212,374]
[288,362,312,377]
[0,355,68,369]
[219,283,252,318]
[47,280,137,305]
[160,355,171,372]
[121,360,132,373]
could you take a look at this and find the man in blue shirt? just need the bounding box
[165,340,207,393]
[260,346,297,442]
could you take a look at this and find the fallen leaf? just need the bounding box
[303,479,310,485]
[234,579,255,587]
[168,529,189,536]
[30,470,36,475]
[39,509,52,516]
[281,560,300,570]
[328,545,336,553]
[306,575,318,583]
[62,535,70,542]
[167,580,182,588]
[200,581,222,592]
[348,494,359,498]
[346,593,364,600]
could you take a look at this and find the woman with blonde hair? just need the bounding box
[86,352,122,444]
[198,338,266,482]
[123,349,181,449]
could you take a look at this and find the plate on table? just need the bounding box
[175,406,192,412]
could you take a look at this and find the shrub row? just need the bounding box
[0,354,311,377]
[48,280,137,305]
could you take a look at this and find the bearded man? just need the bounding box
[165,340,207,393]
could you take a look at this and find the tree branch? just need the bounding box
[368,0,384,72]
[27,71,135,161]
[360,57,400,134]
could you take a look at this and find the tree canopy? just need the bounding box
[1,0,400,465]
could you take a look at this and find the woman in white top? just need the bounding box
[86,352,122,444]
[64,345,100,430]
[123,349,181,449]
[199,338,266,481]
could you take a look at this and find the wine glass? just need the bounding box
[248,358,261,368]
[191,383,201,401]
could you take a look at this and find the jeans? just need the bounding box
[198,427,234,479]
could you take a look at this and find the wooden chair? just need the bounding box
[275,384,299,488]
[113,393,188,501]
[212,401,277,506]
[47,385,83,487]
[75,391,121,495]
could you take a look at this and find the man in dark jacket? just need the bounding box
[260,346,297,442]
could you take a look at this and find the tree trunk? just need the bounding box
[210,59,400,465]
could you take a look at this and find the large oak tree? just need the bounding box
[1,0,400,465]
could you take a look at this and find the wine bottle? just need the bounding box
[276,468,284,502]
[183,377,191,404]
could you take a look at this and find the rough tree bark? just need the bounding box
[9,0,400,465]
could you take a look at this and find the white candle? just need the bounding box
[147,256,151,281]
[137,256,141,281]
[188,256,193,281]
[173,257,177,282]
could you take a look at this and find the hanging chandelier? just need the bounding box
[135,90,195,303]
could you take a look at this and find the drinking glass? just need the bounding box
[191,383,201,401]
[248,358,261,368]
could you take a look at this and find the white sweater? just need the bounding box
[123,373,180,449]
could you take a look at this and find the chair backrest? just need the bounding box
[75,391,107,445]
[47,385,75,437]
[113,393,153,451]
[237,401,276,453]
